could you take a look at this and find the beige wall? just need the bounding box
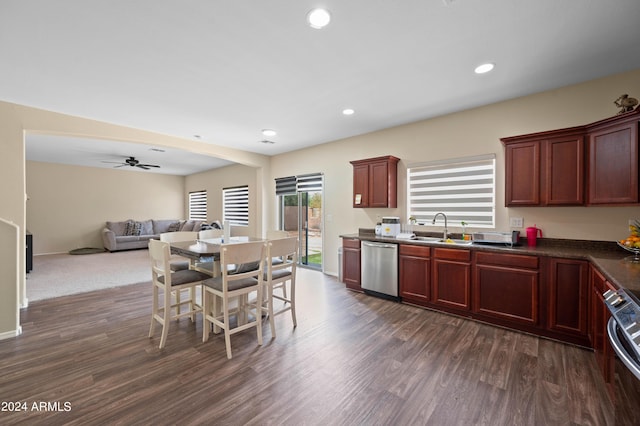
[26,161,185,254]
[185,164,262,238]
[268,69,640,277]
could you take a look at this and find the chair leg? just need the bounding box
[223,297,232,359]
[149,285,158,338]
[267,283,276,339]
[159,290,171,349]
[290,278,297,327]
[256,284,263,346]
[175,289,181,319]
[202,288,210,342]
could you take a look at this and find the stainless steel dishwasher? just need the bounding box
[361,240,399,300]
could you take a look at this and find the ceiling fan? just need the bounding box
[101,156,160,170]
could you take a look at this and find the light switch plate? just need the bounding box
[510,217,524,228]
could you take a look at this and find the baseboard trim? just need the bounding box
[0,326,22,340]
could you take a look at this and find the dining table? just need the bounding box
[170,236,264,276]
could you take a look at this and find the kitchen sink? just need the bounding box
[412,236,473,245]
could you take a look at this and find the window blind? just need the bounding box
[188,190,207,221]
[275,176,297,196]
[296,173,323,192]
[223,185,249,226]
[407,155,495,228]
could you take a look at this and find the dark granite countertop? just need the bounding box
[341,230,640,298]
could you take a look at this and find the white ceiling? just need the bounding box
[3,0,640,175]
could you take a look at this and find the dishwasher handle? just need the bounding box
[362,241,398,249]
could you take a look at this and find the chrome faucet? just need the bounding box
[432,212,448,240]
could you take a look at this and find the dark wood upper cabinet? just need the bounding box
[350,156,399,208]
[502,129,584,206]
[587,116,639,204]
[502,108,640,207]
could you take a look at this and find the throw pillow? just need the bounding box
[124,220,142,236]
[167,221,181,232]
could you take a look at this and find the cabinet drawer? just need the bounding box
[400,244,431,258]
[342,238,361,249]
[475,251,538,269]
[434,247,471,262]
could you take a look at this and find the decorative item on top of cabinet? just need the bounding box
[614,94,638,114]
[350,156,399,208]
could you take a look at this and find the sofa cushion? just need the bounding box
[106,220,129,236]
[180,220,197,232]
[153,219,181,234]
[140,220,153,235]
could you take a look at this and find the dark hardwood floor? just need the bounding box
[1,269,614,425]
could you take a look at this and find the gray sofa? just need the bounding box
[102,219,205,252]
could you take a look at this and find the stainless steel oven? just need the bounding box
[603,288,640,425]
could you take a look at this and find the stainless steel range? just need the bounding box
[603,287,640,424]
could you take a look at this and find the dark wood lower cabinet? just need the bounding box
[473,252,540,326]
[342,238,361,291]
[590,266,615,388]
[399,244,430,305]
[547,258,589,343]
[432,248,471,312]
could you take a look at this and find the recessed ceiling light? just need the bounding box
[342,108,355,115]
[193,134,201,139]
[262,129,277,137]
[474,63,495,74]
[307,8,331,29]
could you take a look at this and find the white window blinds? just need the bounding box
[223,185,249,226]
[407,155,495,228]
[188,190,207,221]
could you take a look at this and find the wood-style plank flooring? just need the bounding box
[1,269,614,425]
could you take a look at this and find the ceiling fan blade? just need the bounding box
[139,164,160,168]
[101,161,125,164]
[137,165,150,170]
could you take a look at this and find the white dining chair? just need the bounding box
[261,236,298,339]
[159,231,198,271]
[148,239,210,349]
[202,240,267,359]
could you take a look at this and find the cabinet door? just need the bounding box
[588,121,638,204]
[352,164,369,207]
[505,141,540,206]
[473,264,539,326]
[590,266,615,384]
[546,136,584,205]
[432,248,471,311]
[399,245,430,305]
[369,160,397,208]
[342,239,361,291]
[547,258,588,338]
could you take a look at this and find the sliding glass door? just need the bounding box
[276,174,323,270]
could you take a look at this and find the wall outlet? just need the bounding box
[509,217,524,228]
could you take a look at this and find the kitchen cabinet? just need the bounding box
[502,129,584,206]
[473,251,540,327]
[587,115,639,204]
[342,238,362,291]
[547,258,589,343]
[399,244,431,305]
[432,247,471,312]
[350,156,399,208]
[502,108,640,206]
[590,265,615,386]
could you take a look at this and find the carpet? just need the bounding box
[27,249,151,301]
[69,247,106,255]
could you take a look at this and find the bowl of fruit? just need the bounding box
[618,220,640,263]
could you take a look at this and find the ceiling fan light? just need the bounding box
[307,8,331,29]
[262,129,277,137]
